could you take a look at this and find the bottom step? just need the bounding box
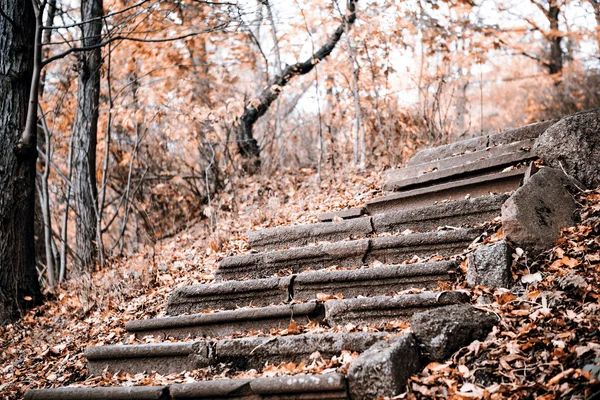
[85,332,387,375]
[25,374,348,400]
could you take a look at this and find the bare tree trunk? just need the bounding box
[591,0,600,51]
[39,0,56,98]
[72,0,103,273]
[346,31,365,168]
[38,107,56,286]
[235,0,358,171]
[0,0,43,324]
[547,3,563,74]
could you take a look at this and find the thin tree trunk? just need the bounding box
[59,135,74,282]
[39,0,56,98]
[38,106,55,286]
[72,0,103,273]
[547,2,563,74]
[591,0,600,51]
[0,0,43,324]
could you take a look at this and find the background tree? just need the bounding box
[0,0,43,324]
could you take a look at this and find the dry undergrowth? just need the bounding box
[1,165,599,400]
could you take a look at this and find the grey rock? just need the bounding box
[410,304,498,361]
[467,241,514,289]
[324,291,470,327]
[293,261,456,302]
[24,387,169,400]
[502,167,578,255]
[366,168,526,214]
[167,276,291,314]
[534,109,600,188]
[170,380,251,398]
[347,334,423,400]
[408,120,554,166]
[247,217,374,251]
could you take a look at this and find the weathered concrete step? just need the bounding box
[385,145,536,192]
[386,138,535,184]
[249,194,507,251]
[217,228,481,281]
[86,332,387,375]
[325,291,470,326]
[248,217,374,251]
[127,303,324,339]
[25,386,169,400]
[407,120,554,166]
[130,290,467,339]
[167,276,293,314]
[366,167,525,214]
[25,374,349,400]
[169,260,456,314]
[318,207,366,222]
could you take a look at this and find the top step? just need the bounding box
[407,120,554,166]
[385,139,535,191]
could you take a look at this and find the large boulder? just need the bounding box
[347,334,423,400]
[502,167,578,255]
[533,109,600,188]
[410,304,497,362]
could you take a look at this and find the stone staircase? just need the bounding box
[25,120,553,400]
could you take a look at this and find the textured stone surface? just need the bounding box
[86,342,209,376]
[127,303,324,339]
[324,291,470,326]
[167,276,291,314]
[410,304,498,361]
[502,168,577,255]
[386,148,536,192]
[25,376,350,400]
[366,168,526,214]
[347,334,423,400]
[387,139,535,184]
[247,217,374,251]
[172,374,349,399]
[85,333,386,375]
[293,261,456,301]
[534,109,600,188]
[467,241,514,289]
[25,387,169,400]
[318,207,366,222]
[218,229,480,281]
[216,239,370,281]
[372,194,508,232]
[365,228,483,264]
[408,120,554,166]
[215,332,386,371]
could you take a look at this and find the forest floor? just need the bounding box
[1,164,599,400]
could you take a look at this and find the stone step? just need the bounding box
[318,207,366,222]
[129,291,467,339]
[247,217,374,251]
[127,303,324,339]
[407,120,554,166]
[386,138,535,184]
[249,194,507,251]
[216,228,481,281]
[324,291,469,327]
[85,332,387,376]
[366,167,525,214]
[168,261,456,314]
[384,145,536,192]
[25,374,349,400]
